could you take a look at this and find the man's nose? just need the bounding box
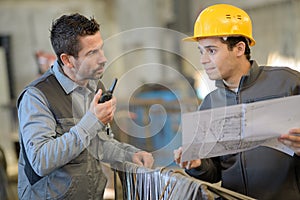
[200,53,210,64]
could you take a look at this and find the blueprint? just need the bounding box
[181,95,300,162]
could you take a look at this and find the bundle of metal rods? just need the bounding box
[114,162,256,200]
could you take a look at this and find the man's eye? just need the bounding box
[88,50,98,56]
[208,49,216,55]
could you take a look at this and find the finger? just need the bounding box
[94,89,102,104]
[111,98,117,113]
[174,155,181,165]
[289,128,300,134]
[186,161,198,169]
[135,160,144,166]
[191,160,201,168]
[179,161,188,168]
[186,161,191,169]
[133,156,144,166]
[279,138,300,150]
[280,134,300,142]
[178,146,183,152]
[173,147,182,160]
[173,150,180,160]
[140,152,154,167]
[143,156,154,168]
[111,96,117,106]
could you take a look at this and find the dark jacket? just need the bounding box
[186,61,300,200]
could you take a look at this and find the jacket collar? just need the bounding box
[52,60,98,94]
[215,60,262,90]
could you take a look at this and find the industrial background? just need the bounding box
[0,0,300,199]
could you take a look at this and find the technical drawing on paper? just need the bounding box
[181,95,300,161]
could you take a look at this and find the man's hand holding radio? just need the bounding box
[90,89,116,125]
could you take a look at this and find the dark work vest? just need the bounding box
[17,68,105,186]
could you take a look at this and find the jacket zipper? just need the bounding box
[225,85,248,195]
[235,88,248,195]
[235,91,240,104]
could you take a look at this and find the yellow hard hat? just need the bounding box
[184,4,256,46]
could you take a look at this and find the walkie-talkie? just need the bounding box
[99,78,118,103]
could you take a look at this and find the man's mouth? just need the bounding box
[96,66,104,73]
[205,67,215,74]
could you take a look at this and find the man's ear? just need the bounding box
[235,41,246,57]
[60,53,73,68]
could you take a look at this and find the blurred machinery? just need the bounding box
[113,83,199,167]
[34,50,56,75]
[0,35,18,200]
[0,37,56,199]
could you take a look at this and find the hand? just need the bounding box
[132,151,154,168]
[278,128,300,156]
[174,147,201,169]
[90,89,116,125]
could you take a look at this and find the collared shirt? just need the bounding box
[18,61,138,177]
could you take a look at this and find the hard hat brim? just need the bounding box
[182,35,256,46]
[182,36,198,42]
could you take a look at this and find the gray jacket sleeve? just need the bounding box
[87,131,140,164]
[18,87,102,176]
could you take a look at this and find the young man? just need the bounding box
[17,13,153,199]
[174,4,300,200]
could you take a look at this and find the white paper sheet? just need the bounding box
[181,95,299,161]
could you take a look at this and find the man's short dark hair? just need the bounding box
[50,13,100,64]
[220,36,251,60]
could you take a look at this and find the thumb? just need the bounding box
[135,159,144,166]
[132,154,144,166]
[94,89,102,105]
